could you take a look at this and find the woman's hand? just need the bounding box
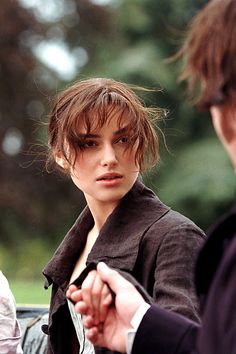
[67,262,146,353]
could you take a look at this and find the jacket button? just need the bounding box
[41,324,49,335]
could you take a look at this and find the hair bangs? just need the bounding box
[47,78,161,173]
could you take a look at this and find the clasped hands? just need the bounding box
[66,262,145,353]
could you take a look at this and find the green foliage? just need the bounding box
[10,279,50,305]
[0,239,52,280]
[86,0,235,231]
[146,137,235,229]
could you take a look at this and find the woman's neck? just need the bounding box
[86,198,119,232]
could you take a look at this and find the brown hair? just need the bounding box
[47,78,162,173]
[178,0,236,110]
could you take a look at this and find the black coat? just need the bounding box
[42,179,205,354]
[132,200,236,354]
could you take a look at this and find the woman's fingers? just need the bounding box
[98,284,113,322]
[81,271,111,324]
[90,273,105,310]
[86,326,100,344]
[81,270,97,312]
[69,269,114,326]
[66,284,79,299]
[74,301,89,315]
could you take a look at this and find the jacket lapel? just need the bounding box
[87,179,169,271]
[43,207,94,290]
[43,179,169,289]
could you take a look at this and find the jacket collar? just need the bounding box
[86,179,169,268]
[43,205,93,290]
[43,178,169,290]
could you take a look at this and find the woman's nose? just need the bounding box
[100,144,118,167]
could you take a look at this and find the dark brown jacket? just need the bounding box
[42,179,205,354]
[132,200,236,354]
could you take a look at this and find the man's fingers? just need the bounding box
[97,262,131,294]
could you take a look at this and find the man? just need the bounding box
[67,0,236,353]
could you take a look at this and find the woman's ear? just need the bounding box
[55,152,69,170]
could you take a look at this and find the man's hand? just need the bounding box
[67,262,146,353]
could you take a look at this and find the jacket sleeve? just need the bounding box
[147,220,205,322]
[132,305,199,354]
[197,236,236,353]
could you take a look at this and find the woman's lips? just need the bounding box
[96,173,123,186]
[96,173,122,181]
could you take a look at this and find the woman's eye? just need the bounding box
[117,136,129,144]
[80,140,97,148]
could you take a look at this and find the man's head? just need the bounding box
[179,0,236,110]
[179,0,236,167]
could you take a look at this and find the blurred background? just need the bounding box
[0,0,235,303]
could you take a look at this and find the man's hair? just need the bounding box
[47,78,162,173]
[179,0,236,110]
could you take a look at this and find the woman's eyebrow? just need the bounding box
[77,133,100,139]
[114,126,128,136]
[77,126,129,139]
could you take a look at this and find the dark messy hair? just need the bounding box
[178,0,236,110]
[47,77,163,173]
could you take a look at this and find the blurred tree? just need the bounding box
[0,0,50,246]
[1,0,235,279]
[0,0,94,249]
[79,0,235,229]
[0,0,116,279]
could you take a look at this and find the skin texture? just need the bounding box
[67,262,145,353]
[210,105,236,168]
[56,114,139,230]
[56,113,140,283]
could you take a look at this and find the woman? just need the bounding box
[68,1,236,353]
[42,77,205,354]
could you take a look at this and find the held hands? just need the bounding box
[66,262,145,353]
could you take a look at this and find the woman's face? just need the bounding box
[68,112,139,210]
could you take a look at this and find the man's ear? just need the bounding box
[55,152,69,170]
